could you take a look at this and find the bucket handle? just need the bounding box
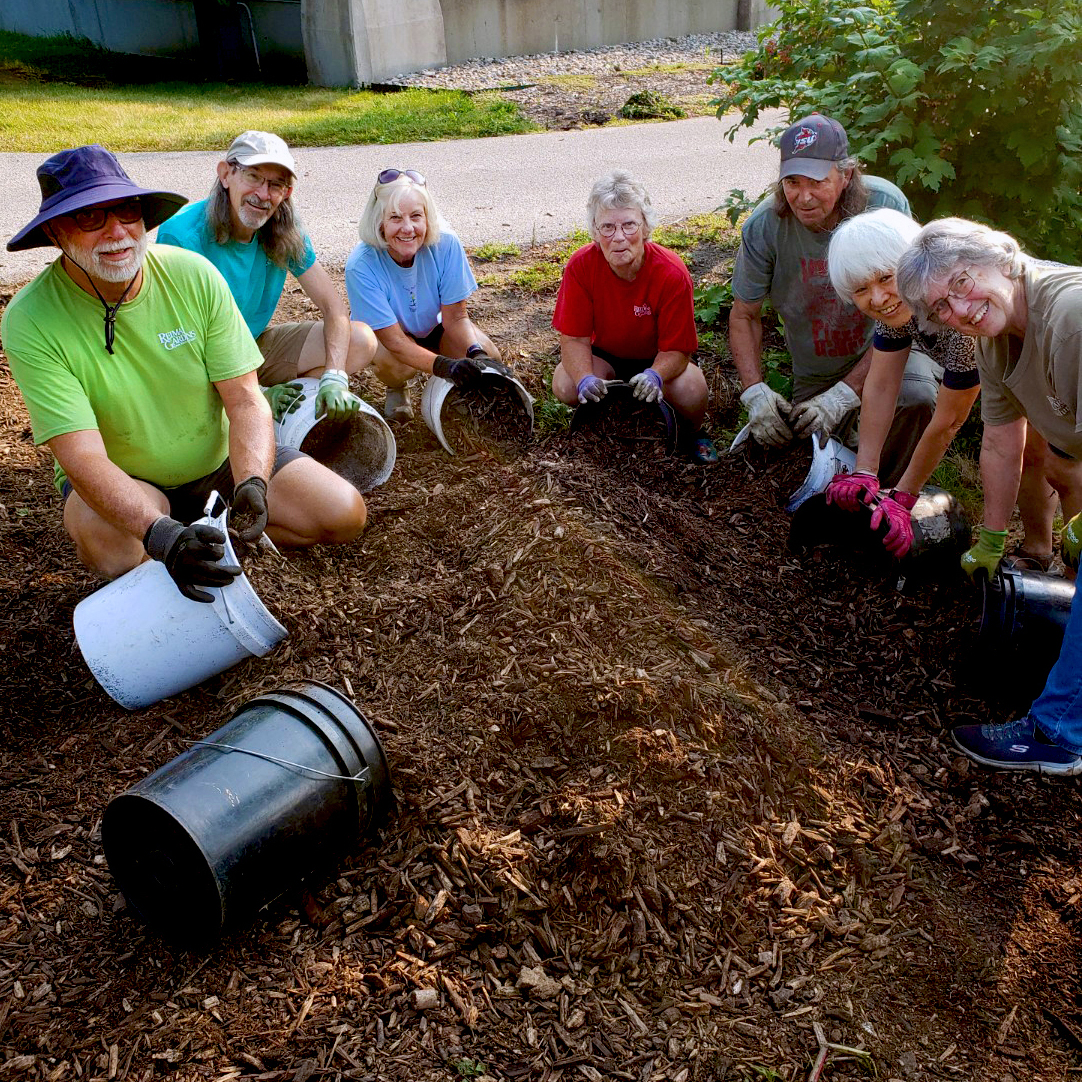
[183,738,373,785]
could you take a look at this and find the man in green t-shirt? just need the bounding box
[3,145,366,603]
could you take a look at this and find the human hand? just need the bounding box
[629,368,664,404]
[432,354,485,390]
[230,476,269,544]
[870,488,918,558]
[739,381,793,447]
[789,381,861,439]
[826,470,879,512]
[263,381,306,421]
[960,526,1008,580]
[315,370,361,423]
[143,516,241,604]
[576,375,608,404]
[1062,511,1082,570]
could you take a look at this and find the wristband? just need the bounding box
[466,344,485,359]
[320,369,349,386]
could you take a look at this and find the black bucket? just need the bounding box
[977,566,1075,705]
[102,680,393,945]
[569,381,677,453]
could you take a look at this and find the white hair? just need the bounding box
[358,175,442,250]
[828,208,921,303]
[585,170,657,240]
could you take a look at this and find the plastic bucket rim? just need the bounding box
[421,365,535,456]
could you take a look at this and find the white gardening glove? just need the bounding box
[789,380,861,438]
[739,381,793,447]
[629,368,664,403]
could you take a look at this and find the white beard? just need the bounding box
[67,231,149,284]
[237,198,273,231]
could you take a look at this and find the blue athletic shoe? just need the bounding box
[952,715,1082,776]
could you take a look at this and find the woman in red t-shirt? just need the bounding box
[551,170,716,462]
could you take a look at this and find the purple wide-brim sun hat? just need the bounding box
[8,144,188,252]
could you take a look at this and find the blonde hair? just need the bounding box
[357,176,442,250]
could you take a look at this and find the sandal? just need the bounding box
[1002,546,1056,573]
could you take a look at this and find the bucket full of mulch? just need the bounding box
[101,680,394,945]
[276,376,396,492]
[569,381,677,454]
[421,363,534,456]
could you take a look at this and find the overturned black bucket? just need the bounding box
[102,680,393,945]
[977,566,1075,705]
[569,381,677,453]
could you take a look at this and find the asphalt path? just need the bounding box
[0,113,782,288]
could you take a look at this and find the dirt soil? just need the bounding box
[2,226,1082,1082]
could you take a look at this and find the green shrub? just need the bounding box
[710,0,1082,263]
[618,90,686,121]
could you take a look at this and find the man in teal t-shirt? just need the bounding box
[158,130,377,423]
[3,145,366,603]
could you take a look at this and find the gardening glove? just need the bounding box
[432,354,484,390]
[869,488,918,558]
[314,370,361,423]
[789,381,861,439]
[1062,511,1082,571]
[960,526,1008,581]
[143,516,241,605]
[826,470,879,513]
[629,368,664,404]
[739,381,793,447]
[576,375,608,404]
[230,476,269,544]
[263,381,306,421]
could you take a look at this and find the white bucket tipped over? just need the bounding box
[73,493,288,710]
[785,434,856,513]
[275,377,396,491]
[421,364,534,455]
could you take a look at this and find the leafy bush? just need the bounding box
[618,90,686,120]
[710,0,1082,262]
[693,279,734,325]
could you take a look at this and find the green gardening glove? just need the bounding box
[264,381,306,421]
[960,526,1008,580]
[1062,511,1082,571]
[314,370,361,423]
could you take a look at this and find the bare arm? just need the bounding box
[560,334,596,384]
[296,261,350,374]
[438,299,484,358]
[651,350,691,383]
[49,429,165,540]
[854,347,909,474]
[214,371,275,484]
[980,417,1027,531]
[728,298,765,390]
[374,322,440,374]
[896,384,980,495]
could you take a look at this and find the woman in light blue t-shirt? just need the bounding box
[345,169,502,422]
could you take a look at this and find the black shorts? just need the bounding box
[62,444,306,524]
[591,345,698,383]
[407,326,444,353]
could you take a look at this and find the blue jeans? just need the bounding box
[1032,582,1082,753]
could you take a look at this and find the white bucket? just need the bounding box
[420,364,534,455]
[785,435,857,513]
[73,494,288,710]
[275,377,396,491]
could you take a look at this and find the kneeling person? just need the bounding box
[3,145,366,602]
[158,130,377,422]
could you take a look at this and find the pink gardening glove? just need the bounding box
[869,489,918,557]
[825,470,879,513]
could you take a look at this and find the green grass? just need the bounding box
[472,241,521,262]
[0,31,536,151]
[618,61,713,76]
[654,212,736,251]
[508,262,564,292]
[542,72,599,91]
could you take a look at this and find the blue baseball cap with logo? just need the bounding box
[779,114,850,181]
[8,144,186,252]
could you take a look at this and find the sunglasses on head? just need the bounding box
[377,169,426,186]
[66,197,143,233]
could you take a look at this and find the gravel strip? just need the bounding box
[385,30,759,90]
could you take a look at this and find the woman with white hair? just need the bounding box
[345,169,501,422]
[551,170,716,462]
[893,217,1082,776]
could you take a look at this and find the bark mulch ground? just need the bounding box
[1,237,1081,1082]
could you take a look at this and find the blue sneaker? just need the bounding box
[952,715,1082,776]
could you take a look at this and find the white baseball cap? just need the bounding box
[225,131,297,179]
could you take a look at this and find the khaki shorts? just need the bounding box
[256,321,320,386]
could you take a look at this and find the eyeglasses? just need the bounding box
[377,168,426,186]
[66,198,143,233]
[928,267,975,323]
[232,165,292,196]
[597,220,642,238]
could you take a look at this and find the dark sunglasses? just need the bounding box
[66,197,143,233]
[377,169,426,186]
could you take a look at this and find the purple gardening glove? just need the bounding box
[576,375,608,404]
[825,470,879,513]
[869,489,918,558]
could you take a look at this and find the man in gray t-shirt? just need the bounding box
[730,115,936,477]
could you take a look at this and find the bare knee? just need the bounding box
[347,322,378,374]
[322,485,367,543]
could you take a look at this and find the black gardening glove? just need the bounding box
[230,476,269,543]
[432,354,484,390]
[143,516,241,604]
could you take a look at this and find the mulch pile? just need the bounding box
[1,256,1081,1082]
